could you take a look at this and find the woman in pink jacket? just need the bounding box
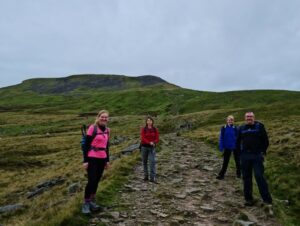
[81,110,110,214]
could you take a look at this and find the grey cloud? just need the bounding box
[0,0,299,91]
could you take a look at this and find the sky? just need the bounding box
[0,0,300,91]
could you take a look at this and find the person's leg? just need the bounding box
[217,149,231,178]
[149,147,157,182]
[82,158,98,213]
[241,155,254,203]
[89,159,106,211]
[253,155,272,204]
[84,158,99,201]
[141,147,149,180]
[233,149,241,177]
[91,159,106,195]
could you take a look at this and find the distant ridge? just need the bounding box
[3,74,178,94]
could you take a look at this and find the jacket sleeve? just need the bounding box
[236,127,241,152]
[260,124,269,154]
[83,135,93,163]
[105,128,110,162]
[219,127,224,151]
[106,141,110,162]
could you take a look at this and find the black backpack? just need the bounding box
[80,124,110,153]
[80,124,97,153]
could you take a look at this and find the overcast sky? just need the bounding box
[0,1,299,91]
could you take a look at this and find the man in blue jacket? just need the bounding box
[216,115,241,180]
[237,112,272,206]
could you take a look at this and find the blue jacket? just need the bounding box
[219,125,238,151]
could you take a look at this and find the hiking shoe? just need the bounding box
[81,202,90,214]
[244,200,255,206]
[216,175,224,180]
[90,201,101,211]
[149,179,159,184]
[143,176,149,181]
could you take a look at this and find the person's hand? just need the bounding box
[105,162,110,169]
[150,142,154,146]
[82,162,88,170]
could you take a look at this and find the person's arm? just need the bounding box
[219,127,224,152]
[83,125,95,163]
[260,124,269,155]
[105,140,110,162]
[83,136,93,163]
[236,126,241,153]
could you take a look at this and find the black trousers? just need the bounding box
[241,153,272,203]
[84,158,106,200]
[218,149,241,177]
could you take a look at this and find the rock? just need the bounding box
[233,220,256,226]
[101,219,110,223]
[217,216,230,223]
[202,166,214,171]
[172,215,185,223]
[110,135,127,145]
[240,210,258,223]
[150,210,168,218]
[27,187,46,199]
[171,178,184,184]
[0,204,24,213]
[174,193,187,199]
[110,211,120,219]
[36,177,65,189]
[121,144,140,154]
[138,219,153,224]
[68,182,81,194]
[186,188,201,194]
[200,205,215,212]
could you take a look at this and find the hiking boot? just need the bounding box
[216,175,224,180]
[244,200,255,207]
[90,201,101,211]
[143,176,149,181]
[81,202,91,214]
[149,178,159,184]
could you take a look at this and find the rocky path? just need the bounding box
[90,134,281,226]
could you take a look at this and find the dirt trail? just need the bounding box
[90,134,281,226]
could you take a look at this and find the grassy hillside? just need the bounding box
[0,75,299,225]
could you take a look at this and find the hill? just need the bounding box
[0,74,299,225]
[1,74,177,94]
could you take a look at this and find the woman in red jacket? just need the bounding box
[140,116,159,183]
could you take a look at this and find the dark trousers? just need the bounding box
[241,153,272,203]
[218,149,241,177]
[84,158,106,201]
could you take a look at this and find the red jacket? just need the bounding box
[141,126,159,146]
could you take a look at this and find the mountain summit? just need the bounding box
[6,74,177,94]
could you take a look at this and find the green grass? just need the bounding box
[0,78,299,225]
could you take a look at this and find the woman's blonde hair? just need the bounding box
[227,115,234,120]
[94,110,109,125]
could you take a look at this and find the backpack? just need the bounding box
[80,124,110,153]
[80,124,96,153]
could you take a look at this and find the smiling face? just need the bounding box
[227,117,234,126]
[98,112,109,126]
[245,112,255,125]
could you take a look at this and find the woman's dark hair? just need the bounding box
[145,116,154,127]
